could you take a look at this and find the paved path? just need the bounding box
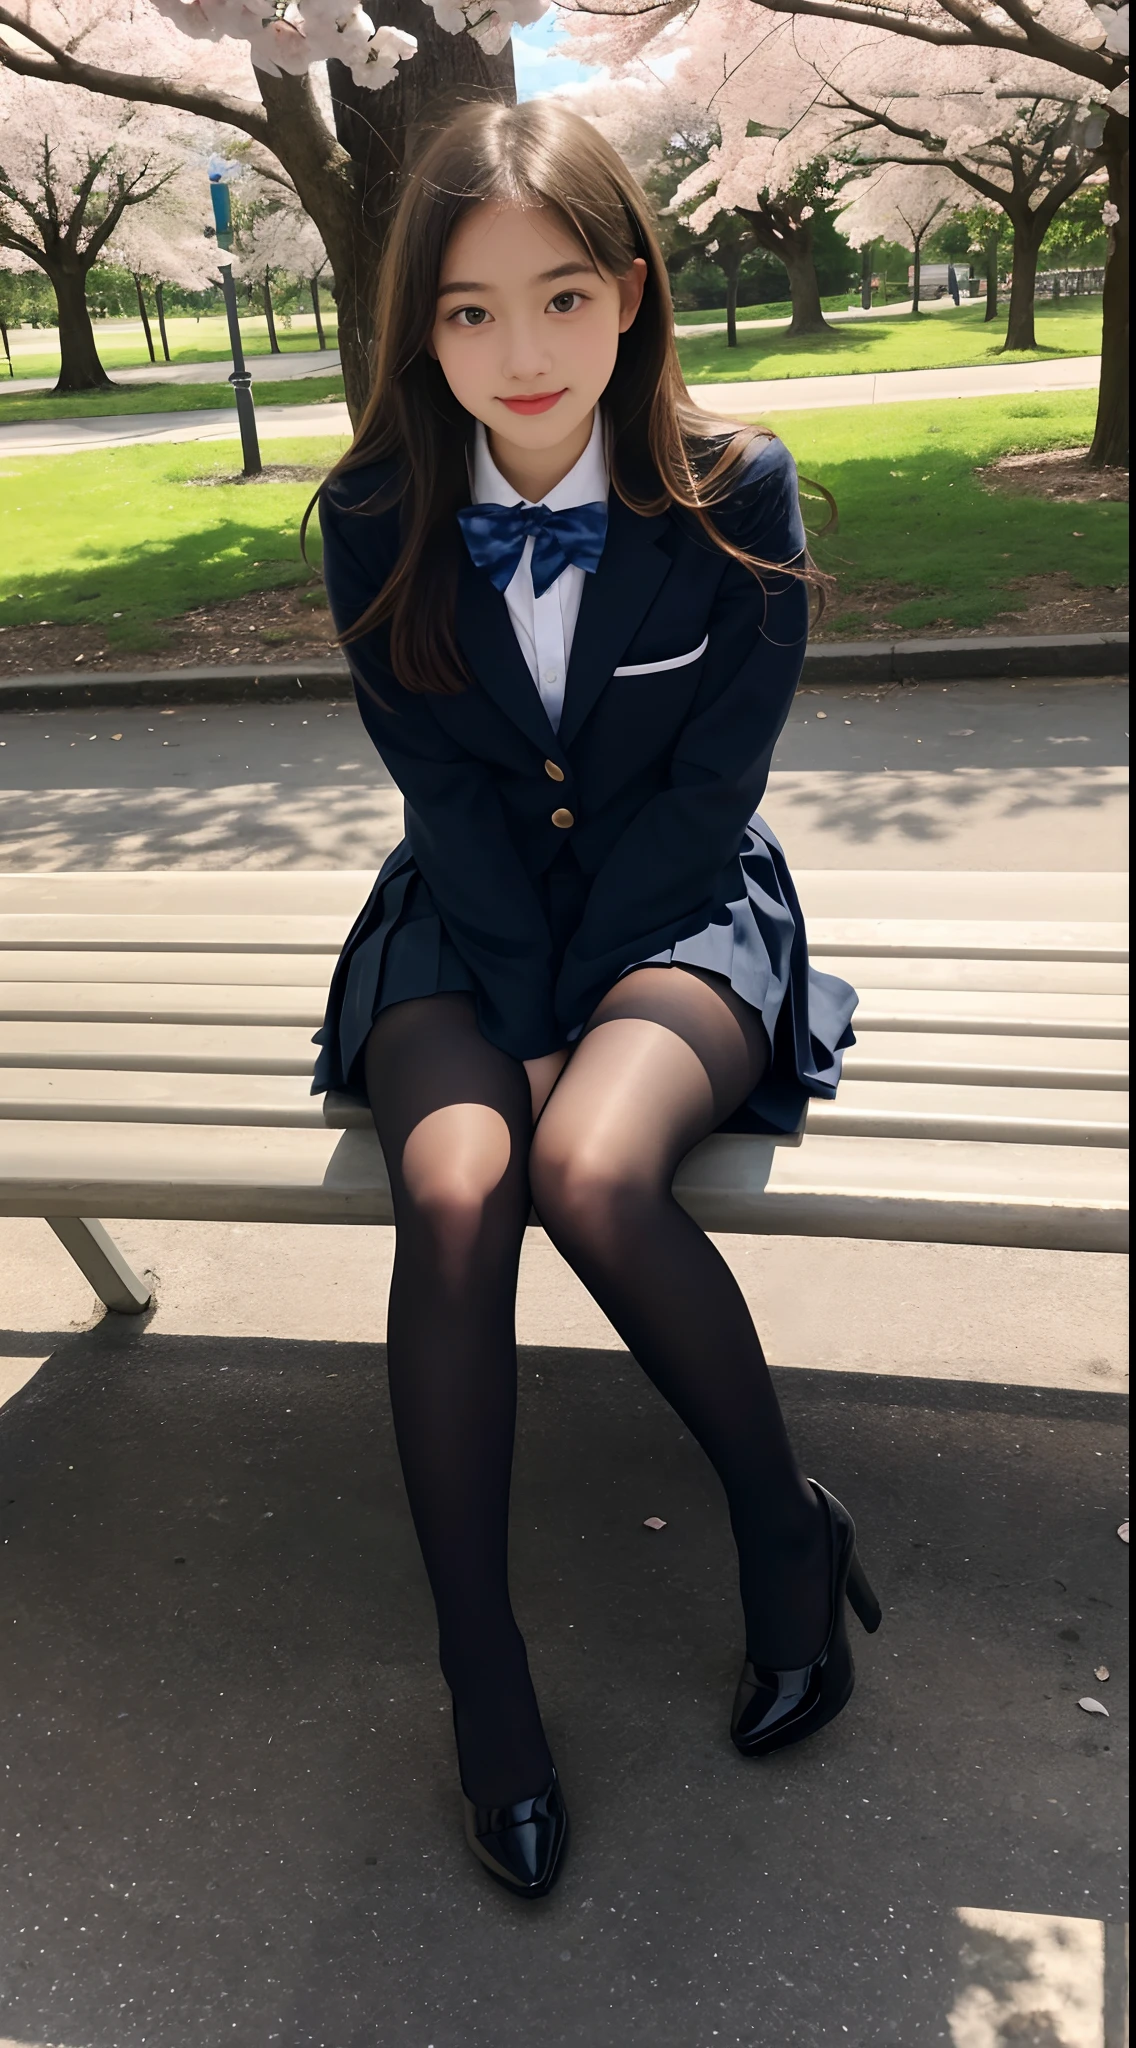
[0,355,1103,457]
[6,347,341,394]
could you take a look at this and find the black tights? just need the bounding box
[365,972,826,1807]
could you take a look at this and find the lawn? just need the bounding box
[676,290,859,326]
[0,435,350,653]
[770,391,1126,632]
[0,394,1124,652]
[4,311,338,382]
[677,296,1103,383]
[0,373,345,428]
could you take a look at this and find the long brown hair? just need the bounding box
[311,97,829,695]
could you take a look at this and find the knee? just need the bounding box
[529,1130,643,1251]
[399,1164,508,1286]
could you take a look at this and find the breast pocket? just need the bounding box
[611,633,709,677]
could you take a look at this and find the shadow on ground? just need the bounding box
[0,1324,1127,2047]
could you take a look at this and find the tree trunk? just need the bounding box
[860,241,873,310]
[0,318,11,377]
[1088,112,1129,469]
[48,262,113,392]
[262,269,280,352]
[309,274,326,348]
[725,270,739,347]
[154,281,171,362]
[322,21,514,419]
[911,234,924,315]
[1002,211,1045,350]
[984,229,1000,321]
[133,273,156,362]
[778,239,832,335]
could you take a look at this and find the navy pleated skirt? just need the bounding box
[311,811,857,1138]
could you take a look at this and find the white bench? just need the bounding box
[0,869,1127,1313]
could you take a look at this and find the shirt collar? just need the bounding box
[470,406,609,510]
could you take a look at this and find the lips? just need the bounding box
[499,391,566,415]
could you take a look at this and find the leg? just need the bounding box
[364,994,552,1806]
[48,1216,151,1314]
[529,967,829,1667]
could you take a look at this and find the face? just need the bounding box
[429,200,647,492]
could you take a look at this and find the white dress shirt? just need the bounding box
[469,408,608,734]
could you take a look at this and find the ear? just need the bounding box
[616,257,648,333]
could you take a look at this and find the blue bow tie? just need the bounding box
[456,498,608,599]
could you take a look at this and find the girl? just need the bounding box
[311,97,879,1901]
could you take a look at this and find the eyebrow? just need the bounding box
[436,260,598,299]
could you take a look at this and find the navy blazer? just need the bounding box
[317,433,811,1068]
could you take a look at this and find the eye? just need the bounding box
[448,305,491,327]
[548,290,587,314]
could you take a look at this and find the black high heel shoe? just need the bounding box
[731,1479,881,1759]
[455,1709,568,1899]
[459,1776,568,1899]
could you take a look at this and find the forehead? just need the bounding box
[439,200,594,282]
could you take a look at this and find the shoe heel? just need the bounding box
[846,1546,882,1634]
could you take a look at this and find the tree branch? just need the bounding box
[0,9,272,141]
[746,0,1121,89]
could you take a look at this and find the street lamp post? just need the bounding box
[208,162,261,478]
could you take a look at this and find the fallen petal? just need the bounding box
[1118,1520,1129,1544]
[643,1516,667,1531]
[1094,1665,1110,1682]
[1077,1697,1110,1717]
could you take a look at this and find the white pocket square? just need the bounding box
[612,633,709,677]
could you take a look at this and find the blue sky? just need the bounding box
[512,9,602,97]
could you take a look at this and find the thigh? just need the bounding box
[537,967,769,1182]
[364,993,532,1213]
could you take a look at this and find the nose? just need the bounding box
[498,311,555,386]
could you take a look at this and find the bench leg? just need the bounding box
[47,1217,152,1315]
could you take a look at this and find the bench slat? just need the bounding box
[808,920,1127,963]
[0,915,347,953]
[0,980,1127,1044]
[6,1068,1121,1150]
[0,982,328,1027]
[0,1020,316,1074]
[0,982,1127,1046]
[2,868,1124,922]
[0,1119,1124,1252]
[1,948,1126,1000]
[2,913,1126,964]
[842,1034,1128,1086]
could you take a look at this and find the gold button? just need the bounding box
[544,759,565,783]
[551,807,575,829]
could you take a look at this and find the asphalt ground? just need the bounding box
[0,676,1127,872]
[0,670,1128,2047]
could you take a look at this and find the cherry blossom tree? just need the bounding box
[837,161,968,309]
[234,188,331,348]
[0,66,196,388]
[816,45,1105,347]
[104,166,220,360]
[561,12,853,331]
[0,0,550,419]
[567,0,1127,459]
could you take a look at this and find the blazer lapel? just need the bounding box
[455,550,558,755]
[556,493,674,749]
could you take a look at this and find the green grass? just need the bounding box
[676,290,866,326]
[677,295,1103,383]
[0,396,1124,653]
[0,434,350,652]
[768,391,1126,632]
[0,373,344,428]
[5,311,338,382]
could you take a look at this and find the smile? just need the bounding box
[498,391,566,415]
